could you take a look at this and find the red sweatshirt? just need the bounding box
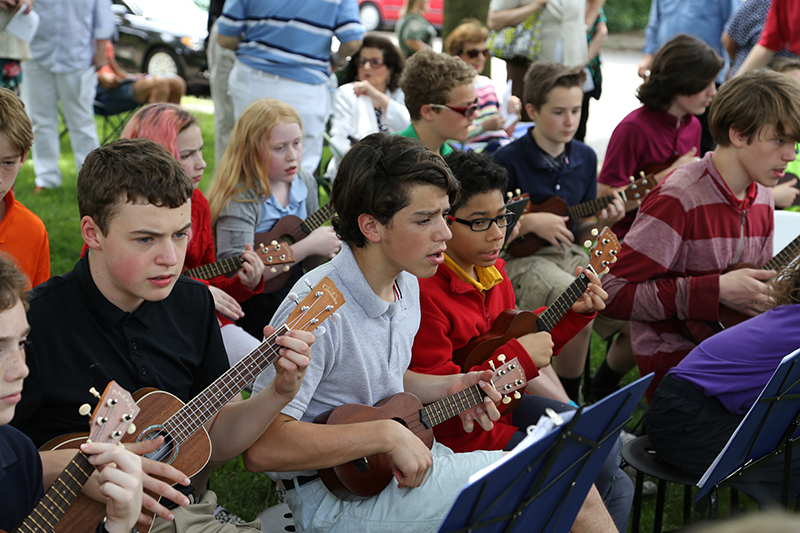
[410,258,593,452]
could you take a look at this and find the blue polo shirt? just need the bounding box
[0,425,44,531]
[492,125,597,213]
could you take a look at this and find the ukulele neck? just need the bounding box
[536,268,592,332]
[419,383,486,429]
[184,256,243,280]
[300,204,335,235]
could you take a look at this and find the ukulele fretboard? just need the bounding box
[536,271,591,332]
[300,204,335,235]
[420,383,487,428]
[764,234,800,272]
[567,196,616,220]
[15,452,93,533]
[184,256,244,280]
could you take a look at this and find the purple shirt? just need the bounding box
[669,305,800,416]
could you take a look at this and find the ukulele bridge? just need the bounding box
[138,424,179,464]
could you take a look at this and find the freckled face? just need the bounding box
[266,122,303,185]
[0,300,29,426]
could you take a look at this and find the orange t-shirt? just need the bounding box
[0,190,50,287]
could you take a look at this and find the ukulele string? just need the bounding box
[163,296,330,446]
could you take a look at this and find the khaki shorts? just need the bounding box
[150,490,261,533]
[593,313,627,341]
[503,243,589,311]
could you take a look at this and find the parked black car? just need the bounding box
[111,0,209,94]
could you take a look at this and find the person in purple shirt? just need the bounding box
[646,259,800,505]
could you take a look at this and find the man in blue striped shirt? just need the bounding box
[217,0,364,173]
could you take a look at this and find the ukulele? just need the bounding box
[11,382,138,533]
[315,357,527,501]
[506,174,652,258]
[182,241,294,280]
[680,233,800,345]
[256,204,336,293]
[44,277,344,532]
[454,227,621,372]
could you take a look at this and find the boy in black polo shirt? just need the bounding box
[11,139,314,532]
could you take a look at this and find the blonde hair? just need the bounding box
[207,99,303,226]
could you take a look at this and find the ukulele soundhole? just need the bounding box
[138,425,179,464]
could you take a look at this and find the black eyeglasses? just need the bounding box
[358,57,385,68]
[429,100,479,117]
[462,48,490,59]
[447,211,516,232]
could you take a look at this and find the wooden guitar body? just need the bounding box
[505,197,573,258]
[453,309,539,371]
[316,392,429,501]
[42,388,212,533]
[679,263,754,345]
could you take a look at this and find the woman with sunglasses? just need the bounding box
[445,19,521,154]
[326,34,410,178]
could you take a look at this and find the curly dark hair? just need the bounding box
[344,33,405,92]
[400,49,476,120]
[637,34,723,111]
[444,151,508,213]
[331,133,459,247]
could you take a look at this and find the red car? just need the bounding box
[358,0,444,32]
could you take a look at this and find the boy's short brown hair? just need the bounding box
[331,133,459,248]
[399,49,476,120]
[77,138,193,235]
[709,69,800,147]
[0,88,33,158]
[0,253,29,310]
[767,56,800,74]
[637,34,723,110]
[523,62,586,111]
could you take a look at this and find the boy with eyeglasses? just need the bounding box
[410,150,633,533]
[397,49,478,155]
[492,62,624,402]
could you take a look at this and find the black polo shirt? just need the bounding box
[0,425,43,531]
[12,254,230,448]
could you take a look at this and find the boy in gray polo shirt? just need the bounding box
[246,134,617,532]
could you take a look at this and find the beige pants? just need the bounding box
[150,490,261,533]
[503,243,588,311]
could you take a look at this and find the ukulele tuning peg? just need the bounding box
[506,191,513,198]
[122,413,133,422]
[639,171,646,178]
[628,175,635,182]
[304,279,314,290]
[283,266,291,272]
[271,240,279,246]
[270,267,277,273]
[79,403,92,417]
[515,188,521,195]
[127,424,136,435]
[488,360,496,370]
[602,267,610,275]
[583,240,592,248]
[329,312,341,323]
[497,354,506,363]
[258,243,265,248]
[316,325,327,336]
[89,387,100,398]
[106,398,118,407]
[111,430,122,439]
[287,292,299,303]
[513,391,522,400]
[502,396,512,404]
[591,228,599,237]
[611,256,618,263]
[118,442,126,449]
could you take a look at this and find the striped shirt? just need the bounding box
[218,0,364,85]
[601,153,774,400]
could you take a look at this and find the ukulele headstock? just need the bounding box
[488,356,527,404]
[80,381,139,445]
[506,189,532,213]
[584,226,620,275]
[286,276,345,335]
[256,241,296,273]
[625,173,656,202]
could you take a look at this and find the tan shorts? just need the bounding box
[150,490,261,533]
[503,243,589,311]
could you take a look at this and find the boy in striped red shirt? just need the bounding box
[601,70,800,401]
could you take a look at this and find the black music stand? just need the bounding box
[694,348,800,507]
[439,374,653,533]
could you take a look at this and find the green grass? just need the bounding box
[29,97,761,526]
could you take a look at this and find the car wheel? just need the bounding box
[359,2,382,32]
[144,47,182,78]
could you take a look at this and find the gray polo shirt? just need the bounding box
[252,243,421,480]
